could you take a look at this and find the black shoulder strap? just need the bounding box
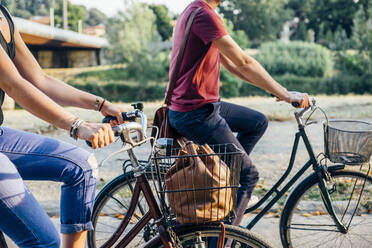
[164,7,202,106]
[0,5,15,43]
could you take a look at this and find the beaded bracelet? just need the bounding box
[69,118,85,140]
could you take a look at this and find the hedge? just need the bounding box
[69,73,372,102]
[255,41,334,78]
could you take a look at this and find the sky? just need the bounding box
[70,0,193,16]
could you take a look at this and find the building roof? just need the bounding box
[14,17,109,49]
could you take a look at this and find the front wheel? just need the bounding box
[280,169,372,248]
[150,224,273,248]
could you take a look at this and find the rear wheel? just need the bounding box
[280,169,372,248]
[151,224,273,248]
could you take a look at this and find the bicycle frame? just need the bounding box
[244,116,348,233]
[100,149,174,248]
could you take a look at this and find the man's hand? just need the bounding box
[276,91,310,108]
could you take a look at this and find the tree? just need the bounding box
[223,19,250,49]
[352,5,372,73]
[218,0,292,43]
[85,8,106,26]
[106,2,168,82]
[55,1,86,31]
[287,0,370,41]
[148,4,173,41]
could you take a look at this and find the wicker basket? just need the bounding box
[324,120,372,165]
[152,143,242,224]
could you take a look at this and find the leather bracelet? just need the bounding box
[98,99,106,112]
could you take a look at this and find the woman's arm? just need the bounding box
[12,28,97,109]
[12,26,125,120]
[0,46,114,148]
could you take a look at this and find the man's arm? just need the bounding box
[215,35,290,102]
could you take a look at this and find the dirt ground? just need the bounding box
[3,96,372,247]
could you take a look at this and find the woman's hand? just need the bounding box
[100,101,127,125]
[77,123,115,149]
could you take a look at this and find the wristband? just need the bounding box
[94,97,104,111]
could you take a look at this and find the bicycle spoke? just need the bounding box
[282,171,372,248]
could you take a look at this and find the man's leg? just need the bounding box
[219,101,268,155]
[169,102,260,222]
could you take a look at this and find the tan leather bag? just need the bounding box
[165,141,233,224]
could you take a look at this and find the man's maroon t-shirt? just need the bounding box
[167,0,227,112]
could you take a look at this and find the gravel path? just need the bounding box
[3,114,372,247]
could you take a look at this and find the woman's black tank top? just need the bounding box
[0,5,16,125]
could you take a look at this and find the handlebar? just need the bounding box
[86,109,148,148]
[294,97,316,126]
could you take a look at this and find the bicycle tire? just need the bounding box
[149,223,273,248]
[280,169,372,248]
[87,170,163,248]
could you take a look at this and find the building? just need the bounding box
[84,24,105,37]
[15,17,109,68]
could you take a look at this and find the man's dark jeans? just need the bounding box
[168,101,268,207]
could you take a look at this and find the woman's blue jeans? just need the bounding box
[0,127,97,248]
[168,101,268,213]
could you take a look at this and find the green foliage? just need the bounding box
[218,0,293,43]
[105,2,169,82]
[255,41,334,77]
[287,0,369,41]
[220,68,243,97]
[69,81,166,102]
[336,53,369,76]
[85,8,106,26]
[223,19,250,49]
[148,4,173,41]
[220,69,372,97]
[352,6,372,73]
[55,1,86,32]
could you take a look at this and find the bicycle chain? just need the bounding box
[168,227,183,248]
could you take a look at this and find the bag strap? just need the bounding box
[164,7,202,106]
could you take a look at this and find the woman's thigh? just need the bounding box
[0,127,95,181]
[0,127,97,234]
[0,153,60,247]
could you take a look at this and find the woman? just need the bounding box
[0,5,123,248]
[167,0,310,226]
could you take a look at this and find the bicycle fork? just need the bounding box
[315,168,348,234]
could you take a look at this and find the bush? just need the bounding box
[336,53,369,76]
[220,69,372,97]
[255,41,334,77]
[69,81,166,102]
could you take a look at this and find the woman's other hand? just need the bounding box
[100,101,127,125]
[78,123,115,149]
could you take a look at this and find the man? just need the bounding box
[167,0,310,226]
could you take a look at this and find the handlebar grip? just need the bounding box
[291,102,300,108]
[102,116,117,123]
[271,93,300,108]
[86,140,93,148]
[102,112,137,124]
